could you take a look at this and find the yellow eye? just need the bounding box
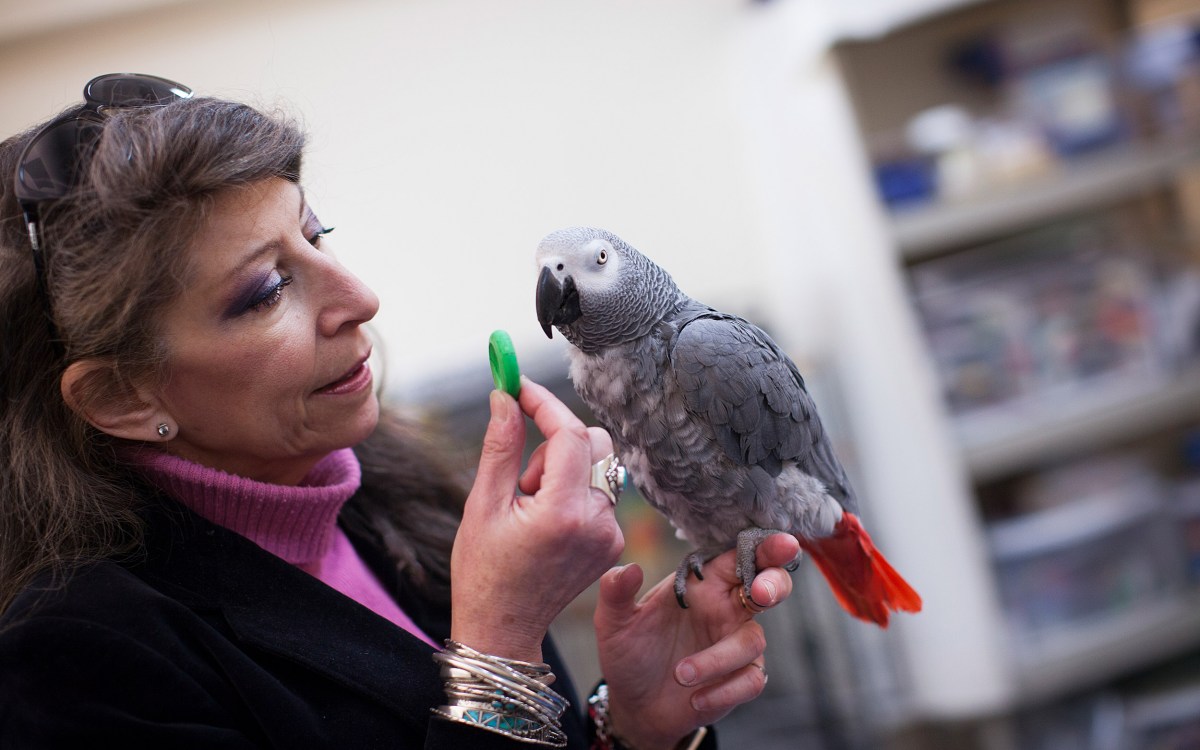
[597,249,608,265]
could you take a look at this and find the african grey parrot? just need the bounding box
[534,227,921,626]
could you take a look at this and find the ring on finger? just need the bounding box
[590,453,626,506]
[751,661,768,685]
[738,586,767,615]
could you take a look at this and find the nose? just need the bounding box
[317,258,380,338]
[539,256,565,278]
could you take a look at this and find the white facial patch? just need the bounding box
[579,238,620,292]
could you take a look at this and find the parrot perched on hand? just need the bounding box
[534,227,921,627]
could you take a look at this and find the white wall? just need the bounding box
[0,0,775,397]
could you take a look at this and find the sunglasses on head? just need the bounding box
[14,73,193,291]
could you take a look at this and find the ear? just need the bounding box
[61,359,173,442]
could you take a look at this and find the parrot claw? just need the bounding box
[783,543,805,572]
[673,552,707,609]
[736,527,787,599]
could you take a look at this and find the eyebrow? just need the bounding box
[227,185,306,276]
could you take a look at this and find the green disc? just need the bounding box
[488,330,521,397]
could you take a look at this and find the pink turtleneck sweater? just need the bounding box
[126,447,437,648]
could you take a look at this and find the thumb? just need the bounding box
[471,390,525,509]
[595,564,645,632]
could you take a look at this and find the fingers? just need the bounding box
[746,567,792,612]
[754,532,800,570]
[690,660,769,714]
[469,390,526,512]
[673,620,768,711]
[587,426,615,460]
[519,442,547,495]
[516,379,616,504]
[595,564,645,631]
[516,378,593,497]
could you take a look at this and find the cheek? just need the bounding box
[164,335,313,410]
[163,361,254,414]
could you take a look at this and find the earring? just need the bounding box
[156,423,171,438]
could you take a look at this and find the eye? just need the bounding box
[597,249,608,265]
[247,274,293,312]
[308,226,335,247]
[301,203,334,247]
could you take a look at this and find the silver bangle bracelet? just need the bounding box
[433,704,567,747]
[436,652,566,720]
[443,640,554,678]
[433,640,569,748]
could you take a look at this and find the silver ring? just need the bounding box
[590,453,626,506]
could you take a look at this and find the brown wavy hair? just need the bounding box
[0,96,461,616]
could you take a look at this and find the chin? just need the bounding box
[304,393,380,457]
[345,395,382,447]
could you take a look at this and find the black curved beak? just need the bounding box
[536,266,581,339]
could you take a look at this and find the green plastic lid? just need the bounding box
[488,330,521,397]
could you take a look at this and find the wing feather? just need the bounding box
[670,313,856,511]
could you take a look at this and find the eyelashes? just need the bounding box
[246,274,293,313]
[308,225,334,246]
[303,203,334,247]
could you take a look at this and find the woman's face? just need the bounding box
[152,177,380,484]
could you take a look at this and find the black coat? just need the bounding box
[0,494,591,748]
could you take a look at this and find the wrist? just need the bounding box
[588,682,707,750]
[450,621,544,664]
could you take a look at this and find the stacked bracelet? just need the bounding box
[433,640,569,747]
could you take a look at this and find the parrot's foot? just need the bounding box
[784,552,804,573]
[673,552,706,609]
[736,527,789,599]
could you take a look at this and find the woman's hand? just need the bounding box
[594,533,800,750]
[450,377,625,663]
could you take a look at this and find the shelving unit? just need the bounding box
[1012,590,1200,705]
[828,0,1200,746]
[958,362,1200,481]
[892,137,1200,259]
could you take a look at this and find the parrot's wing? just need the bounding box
[670,313,856,512]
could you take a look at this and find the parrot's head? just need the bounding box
[535,227,681,353]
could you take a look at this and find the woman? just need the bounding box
[0,74,799,749]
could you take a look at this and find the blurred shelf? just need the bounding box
[829,0,1200,734]
[955,364,1200,482]
[889,138,1200,260]
[1011,590,1200,706]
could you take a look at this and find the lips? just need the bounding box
[316,354,373,395]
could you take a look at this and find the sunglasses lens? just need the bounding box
[16,75,192,205]
[84,73,193,108]
[15,116,103,203]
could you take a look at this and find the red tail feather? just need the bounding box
[798,512,922,628]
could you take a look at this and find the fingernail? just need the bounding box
[675,661,697,686]
[762,579,777,605]
[490,389,512,423]
[690,692,708,711]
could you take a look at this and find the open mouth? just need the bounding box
[316,358,372,395]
